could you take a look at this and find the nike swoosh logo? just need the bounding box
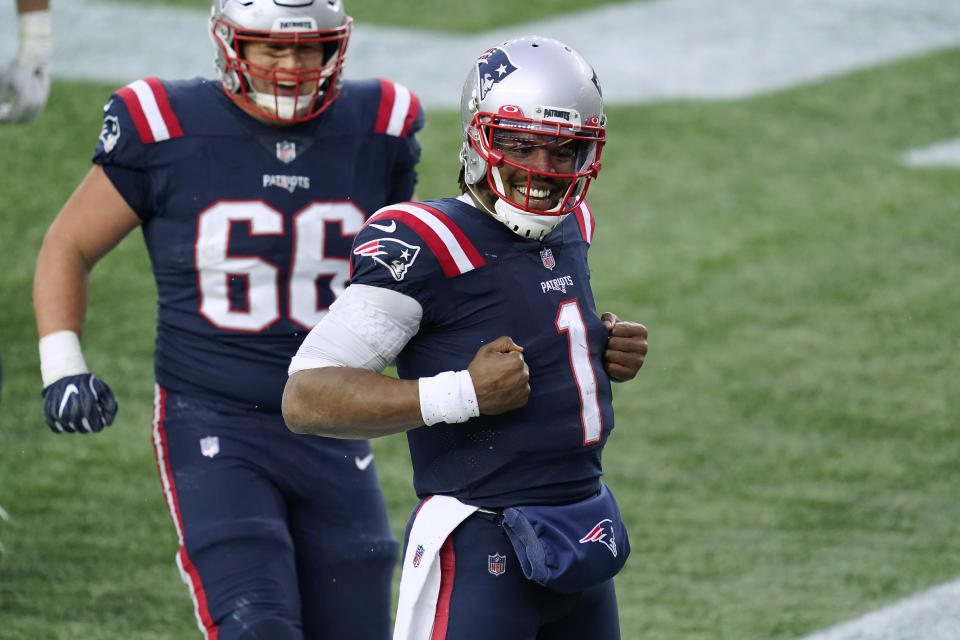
[368,221,397,233]
[58,384,79,418]
[355,453,374,470]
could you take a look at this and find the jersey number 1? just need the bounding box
[556,300,602,445]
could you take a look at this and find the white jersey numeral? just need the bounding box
[289,203,366,328]
[556,300,602,444]
[196,201,367,331]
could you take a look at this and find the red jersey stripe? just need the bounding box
[400,90,421,138]
[413,203,485,267]
[573,201,595,244]
[116,85,155,144]
[374,78,396,135]
[430,537,456,640]
[144,77,184,139]
[364,203,485,278]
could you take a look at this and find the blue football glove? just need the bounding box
[41,374,118,434]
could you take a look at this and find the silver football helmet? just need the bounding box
[210,0,351,123]
[460,35,606,240]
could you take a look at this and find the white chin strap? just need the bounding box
[250,91,312,120]
[488,168,565,241]
[245,67,335,121]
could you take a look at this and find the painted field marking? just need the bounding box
[901,138,960,170]
[798,578,960,640]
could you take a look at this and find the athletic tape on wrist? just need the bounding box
[39,330,89,388]
[19,10,52,62]
[418,369,479,426]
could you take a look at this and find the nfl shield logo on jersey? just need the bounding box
[276,140,297,164]
[412,544,425,568]
[199,436,220,458]
[488,553,506,576]
[540,248,556,270]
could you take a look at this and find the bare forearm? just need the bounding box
[33,166,142,338]
[282,367,423,439]
[33,231,90,337]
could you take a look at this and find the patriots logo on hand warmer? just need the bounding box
[579,518,618,557]
[354,237,421,281]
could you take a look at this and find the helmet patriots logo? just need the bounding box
[578,518,618,557]
[476,46,518,101]
[354,237,421,281]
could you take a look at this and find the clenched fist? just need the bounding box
[467,336,530,415]
[601,312,648,382]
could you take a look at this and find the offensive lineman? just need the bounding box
[283,36,648,639]
[32,1,422,638]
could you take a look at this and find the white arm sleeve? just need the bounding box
[288,283,423,375]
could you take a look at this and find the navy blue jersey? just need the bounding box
[92,77,423,411]
[350,198,614,507]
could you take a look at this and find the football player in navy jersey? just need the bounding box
[32,1,422,638]
[283,36,648,640]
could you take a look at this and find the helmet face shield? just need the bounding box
[210,0,351,124]
[471,113,604,215]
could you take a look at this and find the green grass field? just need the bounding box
[1,3,958,639]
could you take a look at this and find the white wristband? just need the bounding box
[418,370,479,426]
[39,330,89,387]
[19,10,53,63]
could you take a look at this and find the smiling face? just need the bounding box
[240,40,329,121]
[472,129,583,212]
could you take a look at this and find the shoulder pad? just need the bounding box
[571,201,596,245]
[358,202,486,279]
[114,78,184,145]
[373,78,422,138]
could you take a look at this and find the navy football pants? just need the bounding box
[404,508,621,639]
[153,386,398,640]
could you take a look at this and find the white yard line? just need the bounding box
[901,138,960,169]
[798,578,960,640]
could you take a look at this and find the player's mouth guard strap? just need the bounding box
[39,330,90,388]
[418,369,479,426]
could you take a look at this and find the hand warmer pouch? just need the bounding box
[500,481,630,594]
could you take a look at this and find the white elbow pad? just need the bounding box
[289,284,422,375]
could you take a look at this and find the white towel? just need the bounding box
[393,495,479,640]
